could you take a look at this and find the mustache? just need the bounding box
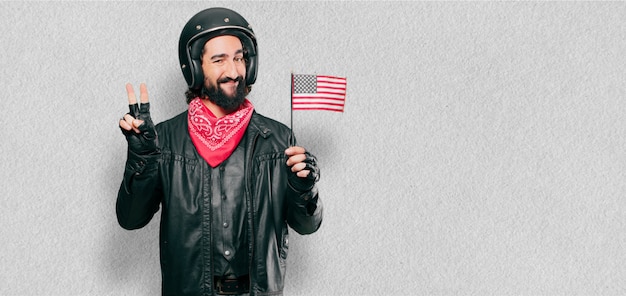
[217,76,244,84]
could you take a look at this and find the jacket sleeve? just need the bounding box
[286,179,323,235]
[116,149,162,230]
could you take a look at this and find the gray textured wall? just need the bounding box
[1,1,625,295]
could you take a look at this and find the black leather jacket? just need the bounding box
[116,111,323,296]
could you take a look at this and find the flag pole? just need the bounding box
[290,72,295,146]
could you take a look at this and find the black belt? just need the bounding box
[214,274,250,295]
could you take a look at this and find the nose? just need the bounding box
[224,60,239,80]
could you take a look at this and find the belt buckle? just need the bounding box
[216,278,243,295]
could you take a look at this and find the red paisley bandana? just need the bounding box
[188,97,254,167]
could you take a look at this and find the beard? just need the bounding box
[201,76,247,113]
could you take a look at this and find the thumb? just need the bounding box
[133,119,144,128]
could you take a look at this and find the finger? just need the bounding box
[123,114,136,125]
[296,170,311,178]
[139,83,149,104]
[132,119,144,128]
[286,154,307,167]
[122,114,142,133]
[120,119,132,131]
[291,162,307,173]
[285,146,306,156]
[126,83,137,105]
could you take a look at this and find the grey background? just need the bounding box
[1,1,625,295]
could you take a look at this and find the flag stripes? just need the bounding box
[292,74,347,112]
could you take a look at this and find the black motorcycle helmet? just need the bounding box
[178,7,258,90]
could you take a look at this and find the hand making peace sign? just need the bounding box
[119,83,158,155]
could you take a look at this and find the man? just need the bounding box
[116,7,323,296]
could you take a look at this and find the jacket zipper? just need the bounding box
[245,129,260,294]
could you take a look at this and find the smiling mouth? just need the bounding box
[220,81,239,92]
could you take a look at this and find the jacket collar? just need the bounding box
[247,111,272,139]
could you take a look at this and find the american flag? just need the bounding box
[292,74,347,112]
